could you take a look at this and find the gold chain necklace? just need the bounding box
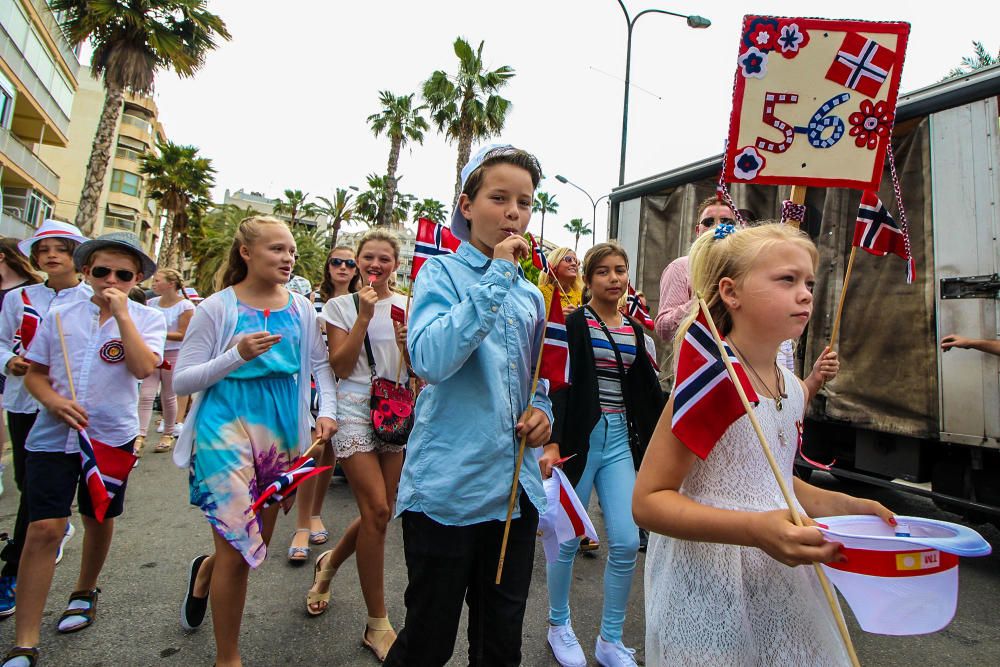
[729,340,786,412]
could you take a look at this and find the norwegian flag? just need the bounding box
[626,285,654,330]
[538,285,569,394]
[537,466,599,562]
[78,429,137,523]
[853,191,915,283]
[527,233,551,276]
[12,291,40,355]
[411,217,461,280]
[825,33,896,98]
[671,310,759,459]
[248,456,332,515]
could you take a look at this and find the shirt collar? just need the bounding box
[457,242,525,277]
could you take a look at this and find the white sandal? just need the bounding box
[287,528,310,563]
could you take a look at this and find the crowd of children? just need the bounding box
[0,144,909,667]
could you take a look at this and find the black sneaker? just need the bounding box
[180,555,209,631]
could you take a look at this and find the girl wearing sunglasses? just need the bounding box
[288,246,361,561]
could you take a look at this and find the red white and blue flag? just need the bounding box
[671,310,758,459]
[853,190,915,284]
[537,466,598,563]
[248,456,332,515]
[78,429,136,523]
[538,285,569,394]
[626,285,655,330]
[411,217,461,280]
[12,291,40,355]
[825,32,896,98]
[527,233,552,277]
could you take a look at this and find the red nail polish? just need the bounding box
[889,517,897,526]
[816,522,829,529]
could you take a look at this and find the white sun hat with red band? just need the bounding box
[183,286,203,302]
[17,220,89,256]
[817,514,991,635]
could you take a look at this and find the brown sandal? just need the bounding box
[306,550,336,617]
[2,646,38,666]
[362,616,396,662]
[57,588,99,633]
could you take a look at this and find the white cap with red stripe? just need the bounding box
[817,514,990,635]
[17,220,89,256]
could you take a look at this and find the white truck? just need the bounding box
[611,63,1000,521]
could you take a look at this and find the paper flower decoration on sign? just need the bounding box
[727,16,909,190]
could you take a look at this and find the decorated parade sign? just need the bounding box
[726,16,909,190]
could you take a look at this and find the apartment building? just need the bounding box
[0,0,79,239]
[39,66,166,257]
[223,187,329,231]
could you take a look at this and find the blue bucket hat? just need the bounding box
[73,231,157,278]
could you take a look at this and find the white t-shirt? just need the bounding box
[321,292,408,387]
[149,296,196,350]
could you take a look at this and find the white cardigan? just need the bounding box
[172,287,337,468]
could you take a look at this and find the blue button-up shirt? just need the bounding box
[398,242,552,526]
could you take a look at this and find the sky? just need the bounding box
[146,0,998,251]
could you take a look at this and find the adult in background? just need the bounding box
[537,247,584,318]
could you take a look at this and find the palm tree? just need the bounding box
[422,37,515,202]
[315,188,356,249]
[289,225,327,288]
[532,192,559,245]
[189,204,253,295]
[139,141,215,270]
[273,189,319,226]
[945,41,999,79]
[52,0,230,235]
[564,218,592,253]
[367,91,429,227]
[356,174,415,227]
[413,198,448,224]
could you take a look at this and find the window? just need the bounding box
[105,214,136,232]
[110,169,141,197]
[0,88,13,131]
[121,114,151,134]
[25,191,53,228]
[115,146,141,162]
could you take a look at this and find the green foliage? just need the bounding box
[367,90,429,146]
[290,225,327,289]
[188,204,251,296]
[944,41,999,80]
[413,198,448,223]
[139,141,214,263]
[315,188,356,248]
[273,189,319,225]
[355,174,415,226]
[51,0,231,94]
[519,233,540,284]
[564,217,592,252]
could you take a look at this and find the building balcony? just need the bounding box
[27,0,80,80]
[0,209,34,238]
[0,126,58,197]
[0,19,71,143]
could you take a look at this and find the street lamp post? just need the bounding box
[615,2,710,187]
[555,174,610,244]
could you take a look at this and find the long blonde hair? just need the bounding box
[219,215,290,289]
[674,223,819,352]
[537,246,584,295]
[157,267,188,300]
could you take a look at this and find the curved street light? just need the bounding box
[555,174,610,244]
[616,2,711,186]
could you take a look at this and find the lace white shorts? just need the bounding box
[334,389,404,460]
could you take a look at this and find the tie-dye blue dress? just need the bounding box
[189,296,301,567]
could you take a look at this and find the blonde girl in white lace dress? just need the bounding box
[633,223,895,666]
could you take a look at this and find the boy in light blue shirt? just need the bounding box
[386,145,551,667]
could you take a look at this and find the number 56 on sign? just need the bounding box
[726,16,909,191]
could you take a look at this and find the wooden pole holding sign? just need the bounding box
[787,185,808,229]
[696,296,861,667]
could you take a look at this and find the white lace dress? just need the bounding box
[644,367,851,666]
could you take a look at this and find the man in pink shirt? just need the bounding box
[655,197,736,343]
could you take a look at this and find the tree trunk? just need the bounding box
[329,218,341,249]
[454,129,474,205]
[381,137,402,227]
[574,233,579,253]
[540,211,546,246]
[75,83,125,235]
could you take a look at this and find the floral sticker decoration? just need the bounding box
[777,22,810,58]
[848,99,894,150]
[732,146,766,180]
[743,16,780,52]
[739,47,768,79]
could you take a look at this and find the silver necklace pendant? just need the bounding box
[778,428,787,448]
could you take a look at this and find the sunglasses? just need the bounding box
[561,256,579,265]
[328,258,357,268]
[699,217,736,228]
[90,266,135,282]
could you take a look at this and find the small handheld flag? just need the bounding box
[248,456,332,514]
[626,285,655,330]
[12,291,40,354]
[411,217,461,280]
[853,191,914,283]
[78,429,137,523]
[538,285,570,394]
[527,233,551,276]
[671,309,759,459]
[537,467,599,563]
[390,304,406,324]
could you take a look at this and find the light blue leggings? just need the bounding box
[547,411,639,642]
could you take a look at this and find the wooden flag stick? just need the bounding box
[301,437,325,461]
[55,313,77,402]
[496,308,550,585]
[828,246,858,350]
[696,297,861,667]
[786,185,808,230]
[394,291,412,385]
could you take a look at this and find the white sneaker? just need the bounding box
[173,421,184,436]
[547,623,587,667]
[156,419,164,434]
[595,636,638,667]
[55,521,76,566]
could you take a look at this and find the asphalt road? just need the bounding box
[1,427,998,666]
